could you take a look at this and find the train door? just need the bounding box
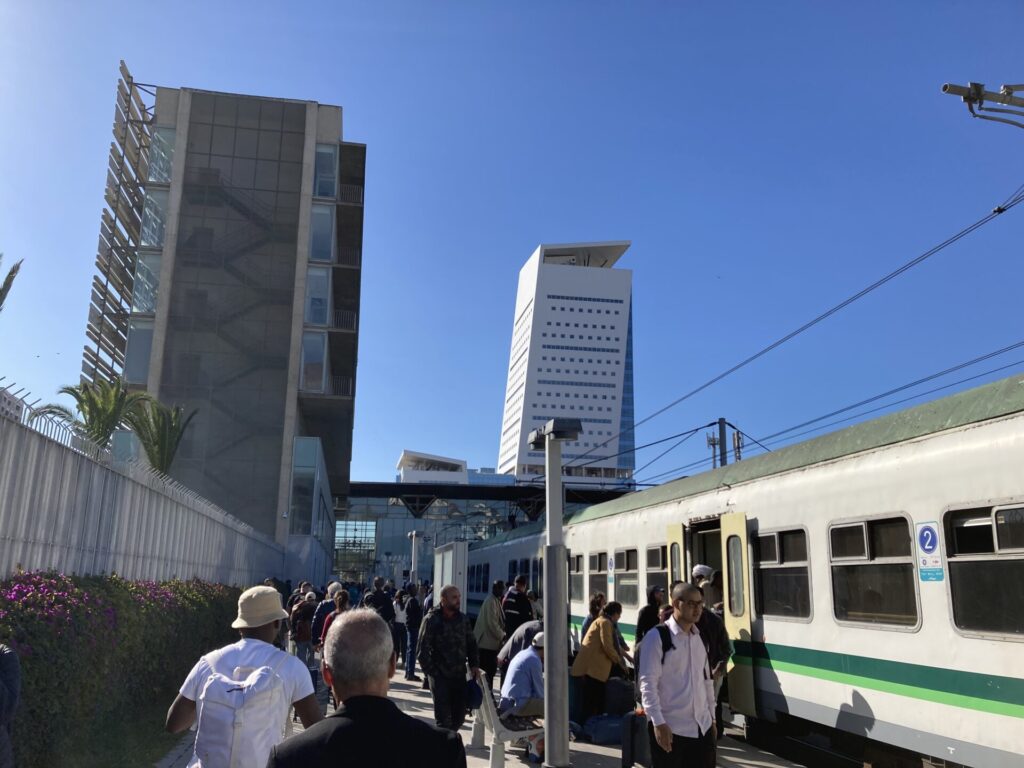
[720,511,756,715]
[666,522,686,583]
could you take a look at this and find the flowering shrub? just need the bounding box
[0,571,240,767]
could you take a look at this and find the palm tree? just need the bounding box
[32,378,152,449]
[0,253,23,314]
[126,400,197,475]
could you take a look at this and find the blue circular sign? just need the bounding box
[918,525,938,554]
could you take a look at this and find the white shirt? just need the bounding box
[180,637,314,706]
[638,616,715,738]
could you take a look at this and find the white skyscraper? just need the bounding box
[497,242,635,486]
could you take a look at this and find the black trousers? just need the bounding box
[428,675,467,732]
[479,648,499,693]
[582,675,607,722]
[648,722,716,768]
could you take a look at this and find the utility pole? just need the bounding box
[706,431,719,469]
[943,81,1024,131]
[733,430,744,463]
[718,417,728,468]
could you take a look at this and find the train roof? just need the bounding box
[471,373,1024,549]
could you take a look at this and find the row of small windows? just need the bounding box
[543,344,619,354]
[537,378,616,387]
[542,333,620,342]
[542,356,619,366]
[550,306,620,316]
[532,415,613,424]
[546,294,624,304]
[531,404,613,412]
[535,392,615,400]
[547,321,617,331]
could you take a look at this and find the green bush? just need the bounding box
[0,571,241,767]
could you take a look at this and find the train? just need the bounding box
[463,374,1024,767]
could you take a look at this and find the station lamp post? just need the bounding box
[528,418,582,768]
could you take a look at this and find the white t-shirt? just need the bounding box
[180,638,314,706]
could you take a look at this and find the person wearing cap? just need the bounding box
[165,586,322,760]
[267,609,466,768]
[499,631,546,763]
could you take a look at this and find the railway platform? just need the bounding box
[156,671,803,768]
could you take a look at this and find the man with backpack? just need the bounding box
[165,585,322,766]
[290,591,318,673]
[637,582,716,768]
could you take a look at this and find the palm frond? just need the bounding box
[0,255,24,314]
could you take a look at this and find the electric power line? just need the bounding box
[563,183,1024,471]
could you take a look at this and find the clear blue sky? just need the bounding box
[2,2,1022,483]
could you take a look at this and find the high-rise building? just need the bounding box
[497,242,635,486]
[82,64,364,581]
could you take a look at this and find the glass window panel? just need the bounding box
[570,574,584,602]
[831,563,917,626]
[626,549,639,571]
[259,100,283,130]
[755,566,810,618]
[646,546,665,569]
[869,518,911,558]
[211,125,234,155]
[187,122,212,154]
[124,319,154,384]
[756,534,778,564]
[289,464,315,535]
[830,525,866,559]
[148,128,175,183]
[254,160,279,190]
[131,253,161,313]
[300,331,326,392]
[140,189,169,247]
[258,130,280,160]
[234,128,259,159]
[727,535,745,616]
[948,510,995,554]
[588,574,607,600]
[191,93,215,122]
[309,204,334,262]
[614,551,626,570]
[278,162,302,193]
[282,103,305,132]
[236,99,260,129]
[281,132,304,163]
[996,507,1024,550]
[780,530,807,563]
[670,543,681,583]
[949,559,1024,634]
[304,267,330,325]
[213,95,238,126]
[314,144,338,198]
[232,157,256,189]
[615,573,639,606]
[646,570,668,597]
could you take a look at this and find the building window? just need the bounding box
[588,552,607,598]
[139,189,169,247]
[131,252,161,314]
[945,506,1024,636]
[829,517,917,627]
[300,331,327,392]
[314,144,338,198]
[304,266,331,325]
[755,529,810,618]
[646,545,668,596]
[614,549,639,606]
[309,203,335,262]
[148,127,175,183]
[569,554,584,601]
[123,318,154,384]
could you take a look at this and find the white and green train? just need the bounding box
[464,374,1024,767]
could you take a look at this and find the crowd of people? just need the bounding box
[164,563,732,767]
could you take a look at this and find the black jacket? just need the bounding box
[501,587,533,639]
[635,604,660,645]
[417,607,479,680]
[363,588,396,624]
[266,696,465,768]
[696,607,731,669]
[404,595,423,631]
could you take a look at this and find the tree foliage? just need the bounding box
[0,253,23,314]
[126,400,198,475]
[31,379,152,449]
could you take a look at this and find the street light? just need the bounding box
[527,417,581,768]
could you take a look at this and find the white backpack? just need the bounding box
[189,650,289,768]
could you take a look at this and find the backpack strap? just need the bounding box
[655,625,675,665]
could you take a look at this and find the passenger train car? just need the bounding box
[465,375,1024,767]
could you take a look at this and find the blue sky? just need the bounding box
[1,2,1022,482]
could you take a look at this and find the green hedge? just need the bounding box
[0,571,241,767]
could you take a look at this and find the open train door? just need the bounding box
[666,522,686,584]
[431,540,467,606]
[720,511,756,716]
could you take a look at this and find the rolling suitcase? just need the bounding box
[620,711,652,768]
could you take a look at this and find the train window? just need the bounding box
[568,554,584,601]
[589,552,607,598]
[469,564,477,592]
[755,529,810,619]
[518,558,531,588]
[945,506,1024,636]
[646,545,669,596]
[670,542,681,583]
[830,516,917,627]
[726,535,745,616]
[508,560,517,585]
[614,548,639,606]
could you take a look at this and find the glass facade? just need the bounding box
[140,189,169,247]
[131,252,161,314]
[300,331,326,391]
[124,318,154,384]
[158,92,306,535]
[148,127,176,183]
[309,204,334,262]
[314,144,338,198]
[304,267,330,325]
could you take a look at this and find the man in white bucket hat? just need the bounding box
[166,585,323,766]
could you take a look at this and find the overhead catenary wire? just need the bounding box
[563,183,1024,471]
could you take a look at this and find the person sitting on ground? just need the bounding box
[501,575,534,639]
[526,589,543,620]
[267,608,466,767]
[166,586,321,767]
[499,631,546,763]
[497,619,542,687]
[571,601,626,722]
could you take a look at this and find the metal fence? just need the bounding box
[0,388,285,586]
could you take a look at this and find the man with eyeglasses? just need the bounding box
[637,582,716,767]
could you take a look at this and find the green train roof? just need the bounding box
[471,373,1024,549]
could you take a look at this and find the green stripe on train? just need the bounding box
[733,641,1024,719]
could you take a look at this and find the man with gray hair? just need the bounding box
[267,608,465,767]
